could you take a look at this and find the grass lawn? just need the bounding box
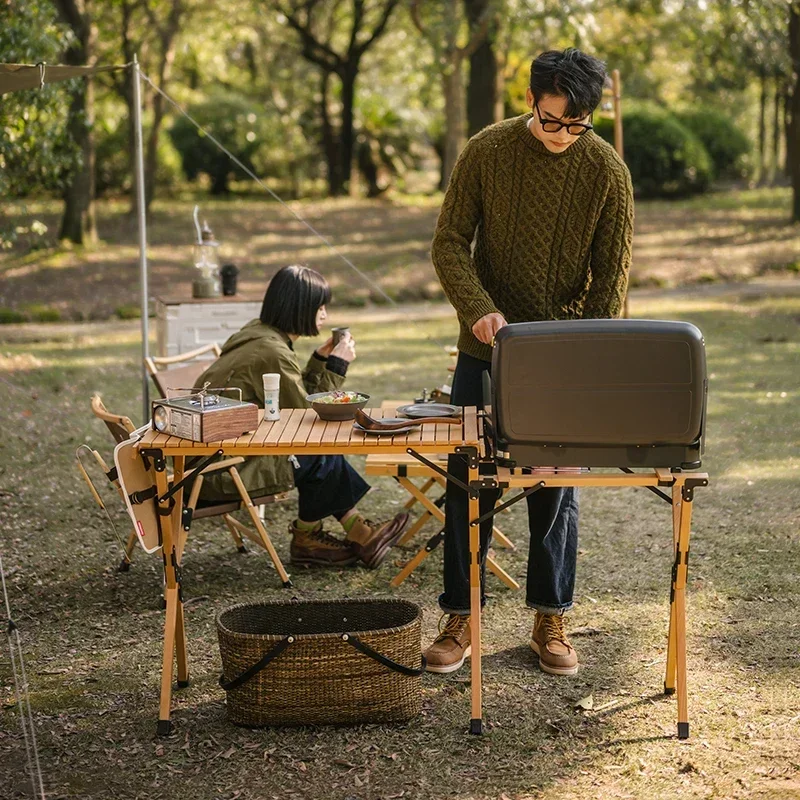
[1,187,799,322]
[0,287,798,800]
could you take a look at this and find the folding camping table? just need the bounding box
[135,405,706,739]
[135,405,482,735]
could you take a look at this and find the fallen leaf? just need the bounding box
[574,694,594,711]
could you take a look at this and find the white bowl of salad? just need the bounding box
[306,390,371,421]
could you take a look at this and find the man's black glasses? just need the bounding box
[534,101,593,136]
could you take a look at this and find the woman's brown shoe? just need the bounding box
[289,524,359,567]
[345,512,410,568]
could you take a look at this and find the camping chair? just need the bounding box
[84,395,291,585]
[145,343,221,397]
[365,453,519,591]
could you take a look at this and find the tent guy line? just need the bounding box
[138,71,451,352]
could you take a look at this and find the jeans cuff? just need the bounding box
[438,593,484,616]
[525,600,573,615]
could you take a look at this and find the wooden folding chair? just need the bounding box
[86,395,291,585]
[365,453,519,591]
[145,343,221,397]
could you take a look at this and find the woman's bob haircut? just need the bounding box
[260,264,332,337]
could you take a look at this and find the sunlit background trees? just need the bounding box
[2,0,799,249]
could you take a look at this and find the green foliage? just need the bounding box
[22,303,61,322]
[595,104,712,198]
[0,2,80,198]
[0,308,26,324]
[114,304,142,320]
[675,109,751,181]
[95,118,182,197]
[0,1,80,249]
[169,93,299,195]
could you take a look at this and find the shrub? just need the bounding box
[169,93,296,195]
[23,304,61,322]
[674,109,751,181]
[0,308,26,324]
[114,304,142,320]
[595,104,713,198]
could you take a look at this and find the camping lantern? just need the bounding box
[191,207,221,299]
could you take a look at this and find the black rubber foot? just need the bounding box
[664,683,676,696]
[677,722,689,739]
[160,597,167,610]
[118,560,131,573]
[283,580,293,588]
[470,718,483,735]
[156,720,172,737]
[177,679,190,689]
[237,546,248,554]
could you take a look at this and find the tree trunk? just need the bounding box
[441,57,466,189]
[772,77,782,184]
[320,73,343,196]
[785,84,793,180]
[465,0,499,136]
[758,70,768,185]
[338,64,359,196]
[143,12,181,212]
[58,2,97,245]
[791,3,800,222]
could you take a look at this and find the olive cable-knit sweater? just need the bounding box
[432,112,634,363]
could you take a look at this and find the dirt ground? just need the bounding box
[1,285,799,800]
[1,187,798,321]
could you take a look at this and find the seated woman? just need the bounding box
[194,264,409,569]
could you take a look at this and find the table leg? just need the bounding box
[664,482,681,696]
[674,485,694,739]
[154,459,187,736]
[468,461,483,735]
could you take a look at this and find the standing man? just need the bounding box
[425,48,634,676]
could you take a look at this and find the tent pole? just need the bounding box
[132,54,150,424]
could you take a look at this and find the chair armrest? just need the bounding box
[148,342,221,367]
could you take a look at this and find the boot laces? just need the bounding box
[435,614,469,644]
[308,528,350,549]
[541,613,568,645]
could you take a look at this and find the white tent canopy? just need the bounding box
[2,59,152,422]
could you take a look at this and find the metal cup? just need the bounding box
[331,327,350,345]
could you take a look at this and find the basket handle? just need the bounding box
[342,634,426,677]
[219,635,294,692]
[219,633,426,692]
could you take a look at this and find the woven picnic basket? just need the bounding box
[217,597,424,727]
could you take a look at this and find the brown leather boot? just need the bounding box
[530,612,578,675]
[344,512,410,569]
[289,523,358,567]
[424,614,471,674]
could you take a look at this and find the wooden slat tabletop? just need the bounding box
[136,405,481,455]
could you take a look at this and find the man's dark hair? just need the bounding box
[260,264,332,336]
[529,48,607,119]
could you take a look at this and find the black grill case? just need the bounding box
[483,320,707,469]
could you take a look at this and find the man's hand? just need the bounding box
[330,331,356,363]
[472,312,508,345]
[315,336,335,358]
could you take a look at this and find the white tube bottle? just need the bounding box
[262,373,281,421]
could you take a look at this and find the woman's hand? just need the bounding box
[331,331,356,363]
[472,312,508,345]
[315,336,335,358]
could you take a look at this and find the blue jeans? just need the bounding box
[438,352,579,616]
[293,455,369,522]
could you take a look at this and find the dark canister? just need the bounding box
[221,263,239,296]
